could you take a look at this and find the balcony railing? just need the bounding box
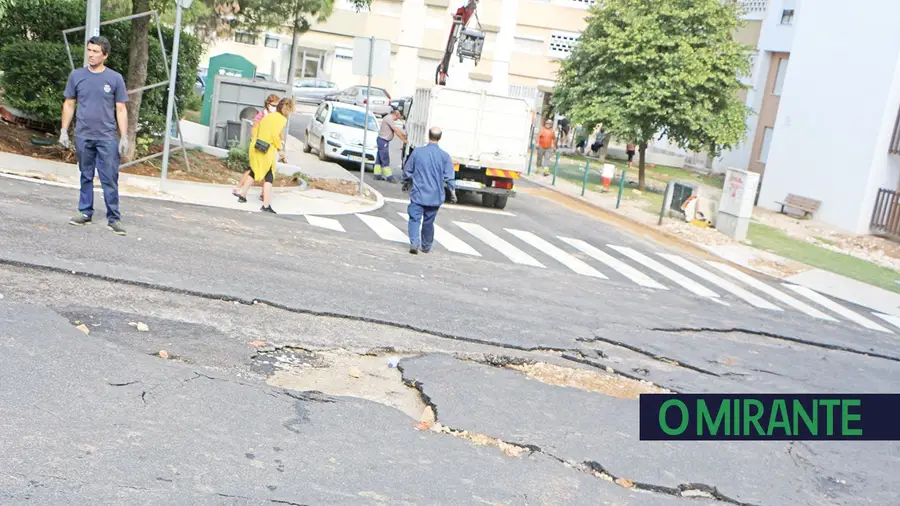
[871,188,900,240]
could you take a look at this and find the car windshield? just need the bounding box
[330,107,378,131]
[361,88,387,97]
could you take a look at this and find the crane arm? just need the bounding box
[436,0,478,86]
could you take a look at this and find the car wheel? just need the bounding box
[303,132,312,153]
[319,138,328,161]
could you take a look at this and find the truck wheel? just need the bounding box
[494,195,508,210]
[481,193,497,207]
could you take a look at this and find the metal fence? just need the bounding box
[871,188,900,240]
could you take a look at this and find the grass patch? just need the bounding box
[747,223,900,294]
[182,108,201,123]
[559,154,725,189]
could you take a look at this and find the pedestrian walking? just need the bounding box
[232,93,280,200]
[626,143,636,169]
[235,98,294,213]
[374,108,407,183]
[400,127,457,255]
[60,36,129,236]
[536,119,556,176]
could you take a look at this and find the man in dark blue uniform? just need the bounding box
[401,127,457,255]
[59,36,130,236]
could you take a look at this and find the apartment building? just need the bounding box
[200,0,593,101]
[755,0,900,235]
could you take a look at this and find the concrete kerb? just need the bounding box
[520,175,769,277]
[0,148,385,216]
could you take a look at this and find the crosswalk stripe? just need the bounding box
[658,254,782,311]
[454,222,545,267]
[559,237,666,289]
[607,246,721,299]
[781,284,893,333]
[872,313,900,330]
[705,262,838,321]
[356,214,408,243]
[506,230,607,278]
[305,215,345,232]
[397,213,481,256]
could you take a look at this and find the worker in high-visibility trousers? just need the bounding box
[536,119,557,176]
[374,108,407,183]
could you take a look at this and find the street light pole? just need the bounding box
[159,0,191,191]
[83,0,101,66]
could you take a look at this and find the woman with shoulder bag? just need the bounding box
[235,98,294,213]
[232,94,280,200]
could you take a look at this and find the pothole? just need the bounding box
[261,348,432,423]
[483,359,669,399]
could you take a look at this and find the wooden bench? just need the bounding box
[775,194,821,218]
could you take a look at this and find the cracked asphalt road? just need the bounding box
[1,176,898,505]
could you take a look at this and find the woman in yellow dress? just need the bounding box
[236,98,295,213]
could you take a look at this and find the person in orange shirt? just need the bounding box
[536,119,556,176]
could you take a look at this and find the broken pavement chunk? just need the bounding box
[75,324,90,335]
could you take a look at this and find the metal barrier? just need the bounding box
[871,188,900,240]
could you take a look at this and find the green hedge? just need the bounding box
[0,0,201,134]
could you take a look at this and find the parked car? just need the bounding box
[304,102,378,165]
[194,74,206,97]
[390,96,413,119]
[293,78,340,105]
[326,85,392,117]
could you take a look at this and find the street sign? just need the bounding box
[352,37,391,78]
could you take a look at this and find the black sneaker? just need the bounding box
[107,221,126,236]
[237,194,247,203]
[409,247,419,255]
[69,214,92,226]
[421,248,432,254]
[261,206,277,214]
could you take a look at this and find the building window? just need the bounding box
[780,9,794,25]
[418,57,440,82]
[234,32,258,45]
[513,36,545,55]
[772,57,789,96]
[740,0,768,15]
[264,36,279,49]
[759,127,774,164]
[549,32,579,57]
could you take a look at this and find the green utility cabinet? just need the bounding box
[200,54,256,126]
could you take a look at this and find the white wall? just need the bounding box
[757,0,900,233]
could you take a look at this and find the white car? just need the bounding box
[304,102,378,165]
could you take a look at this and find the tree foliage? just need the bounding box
[553,0,752,187]
[0,0,200,134]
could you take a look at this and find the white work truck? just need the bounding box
[404,86,533,210]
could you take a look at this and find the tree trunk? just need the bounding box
[124,0,151,161]
[638,142,647,191]
[286,17,301,83]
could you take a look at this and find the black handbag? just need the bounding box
[254,138,271,153]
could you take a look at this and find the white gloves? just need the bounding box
[58,131,70,149]
[118,136,129,158]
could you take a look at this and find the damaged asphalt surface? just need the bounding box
[1,177,899,504]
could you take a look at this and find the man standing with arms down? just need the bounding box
[374,108,407,183]
[536,119,556,176]
[59,36,130,236]
[401,127,457,255]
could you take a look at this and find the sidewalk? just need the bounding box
[521,171,900,317]
[0,150,382,217]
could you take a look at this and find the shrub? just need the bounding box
[225,145,249,172]
[0,0,203,133]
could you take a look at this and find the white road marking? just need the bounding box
[397,213,481,256]
[782,284,893,333]
[559,237,665,288]
[705,262,838,321]
[658,253,783,311]
[383,197,516,217]
[305,215,345,232]
[356,214,408,243]
[505,230,606,278]
[872,313,900,330]
[454,222,545,267]
[607,246,721,300]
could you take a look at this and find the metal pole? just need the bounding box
[616,166,627,209]
[581,159,591,196]
[658,181,674,226]
[359,36,374,195]
[551,150,560,186]
[159,2,185,191]
[154,12,190,173]
[525,120,535,176]
[83,0,101,66]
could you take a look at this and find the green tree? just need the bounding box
[553,0,752,190]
